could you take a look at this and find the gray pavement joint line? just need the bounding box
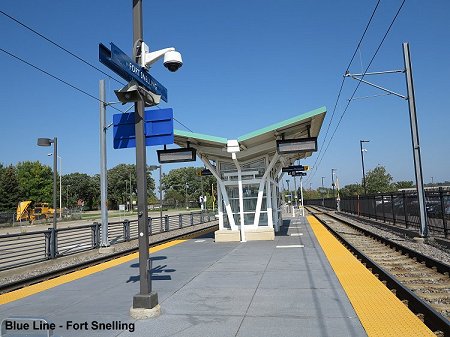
[234,239,278,337]
[159,243,242,305]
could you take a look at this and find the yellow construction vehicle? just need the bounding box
[16,201,55,223]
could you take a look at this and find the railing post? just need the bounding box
[391,193,396,225]
[439,187,448,238]
[92,222,100,248]
[165,215,169,232]
[372,197,377,220]
[123,219,131,241]
[200,211,204,223]
[45,229,52,259]
[190,213,194,226]
[179,214,183,229]
[403,190,409,229]
[149,217,153,235]
[382,195,386,222]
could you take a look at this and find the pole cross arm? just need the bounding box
[344,70,407,100]
[346,73,407,99]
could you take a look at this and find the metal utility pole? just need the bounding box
[321,176,325,207]
[331,168,336,198]
[403,42,428,237]
[293,175,298,207]
[132,0,158,311]
[300,176,304,216]
[99,79,109,247]
[360,140,369,195]
[129,172,132,212]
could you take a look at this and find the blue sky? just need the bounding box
[1,0,449,189]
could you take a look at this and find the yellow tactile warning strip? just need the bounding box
[307,216,435,337]
[0,227,215,306]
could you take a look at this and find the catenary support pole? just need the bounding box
[99,79,109,247]
[403,42,428,238]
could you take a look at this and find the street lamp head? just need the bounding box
[148,165,161,171]
[37,138,53,146]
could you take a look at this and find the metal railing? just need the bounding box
[304,188,449,238]
[0,210,216,271]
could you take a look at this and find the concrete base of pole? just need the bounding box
[413,237,426,243]
[130,304,160,319]
[130,292,160,319]
[98,246,115,254]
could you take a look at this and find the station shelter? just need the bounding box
[173,106,326,242]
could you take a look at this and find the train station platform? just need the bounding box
[0,215,434,336]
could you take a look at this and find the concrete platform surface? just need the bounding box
[0,217,366,337]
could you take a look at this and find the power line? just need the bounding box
[308,0,381,182]
[173,118,194,132]
[0,47,124,113]
[1,10,196,133]
[308,0,407,185]
[0,10,125,86]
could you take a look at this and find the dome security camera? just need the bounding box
[163,50,183,72]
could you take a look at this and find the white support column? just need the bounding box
[201,156,237,230]
[217,181,224,230]
[266,178,273,228]
[232,153,246,242]
[253,153,279,226]
[273,178,280,232]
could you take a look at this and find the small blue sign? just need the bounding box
[113,108,174,149]
[99,43,168,102]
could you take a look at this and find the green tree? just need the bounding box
[394,180,414,190]
[16,161,53,203]
[303,189,321,200]
[0,165,20,211]
[161,167,215,208]
[107,164,155,209]
[340,183,364,197]
[62,173,99,210]
[365,165,394,194]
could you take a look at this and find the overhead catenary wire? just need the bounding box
[308,0,381,184]
[0,10,125,87]
[0,47,124,113]
[1,10,195,132]
[307,0,407,186]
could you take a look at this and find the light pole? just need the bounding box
[38,137,57,258]
[321,176,325,207]
[66,185,70,209]
[149,165,163,221]
[286,179,290,203]
[185,182,189,209]
[360,140,369,195]
[331,168,336,198]
[48,153,62,219]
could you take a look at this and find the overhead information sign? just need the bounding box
[282,165,309,173]
[99,43,168,102]
[289,171,307,176]
[113,108,174,149]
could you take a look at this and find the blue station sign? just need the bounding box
[99,43,168,102]
[113,108,174,149]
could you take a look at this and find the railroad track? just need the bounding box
[0,224,218,295]
[306,206,450,336]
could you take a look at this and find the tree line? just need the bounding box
[301,166,449,200]
[2,162,445,213]
[0,162,215,212]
